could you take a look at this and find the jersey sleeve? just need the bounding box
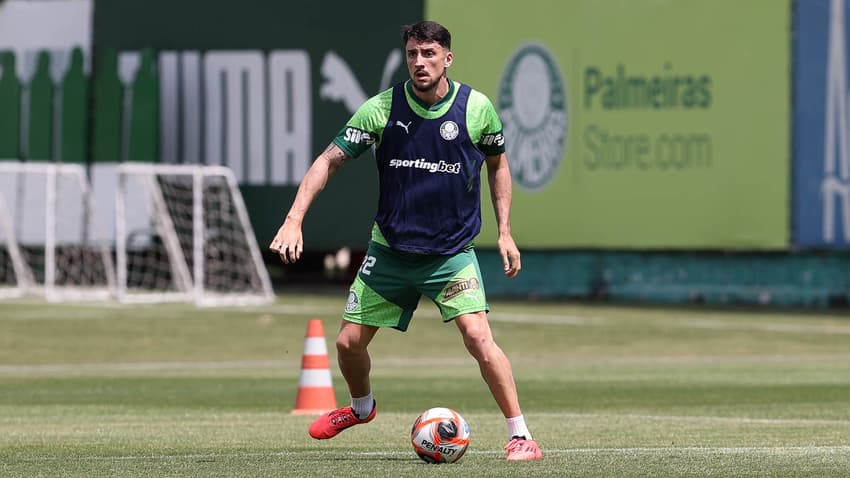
[332,88,393,158]
[466,89,506,157]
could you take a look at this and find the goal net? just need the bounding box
[116,163,273,306]
[0,162,116,301]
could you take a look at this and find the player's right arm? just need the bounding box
[269,143,349,264]
[269,87,392,264]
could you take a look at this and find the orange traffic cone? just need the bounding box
[291,319,337,415]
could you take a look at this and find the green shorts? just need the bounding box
[343,241,489,331]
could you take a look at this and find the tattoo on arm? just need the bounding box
[322,143,349,165]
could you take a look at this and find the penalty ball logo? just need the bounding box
[498,43,567,191]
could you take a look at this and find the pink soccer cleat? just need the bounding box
[308,401,376,439]
[504,436,543,461]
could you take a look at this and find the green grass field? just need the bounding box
[1,293,849,477]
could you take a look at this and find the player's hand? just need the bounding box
[269,221,304,264]
[498,235,521,279]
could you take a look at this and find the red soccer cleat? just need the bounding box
[504,436,543,461]
[308,401,376,439]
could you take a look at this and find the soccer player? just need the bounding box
[269,20,542,461]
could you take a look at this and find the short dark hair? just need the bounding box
[402,21,451,50]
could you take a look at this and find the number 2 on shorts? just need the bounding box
[360,255,377,275]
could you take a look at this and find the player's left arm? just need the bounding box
[470,88,521,278]
[485,152,521,279]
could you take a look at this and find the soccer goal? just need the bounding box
[115,163,274,306]
[0,162,116,301]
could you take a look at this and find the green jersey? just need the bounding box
[333,79,506,159]
[332,79,506,249]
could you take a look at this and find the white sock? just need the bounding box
[351,392,374,419]
[506,415,532,440]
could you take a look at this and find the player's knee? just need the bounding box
[336,337,355,355]
[462,330,492,358]
[336,335,366,356]
[460,319,488,341]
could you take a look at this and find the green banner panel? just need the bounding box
[0,51,21,160]
[27,51,53,161]
[427,0,790,249]
[92,48,122,164]
[60,48,88,164]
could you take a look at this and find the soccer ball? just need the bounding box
[410,407,471,464]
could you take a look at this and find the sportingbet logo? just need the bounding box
[343,127,375,145]
[389,158,461,174]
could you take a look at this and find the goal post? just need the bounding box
[0,162,116,301]
[115,163,274,306]
[0,161,274,306]
[0,193,34,298]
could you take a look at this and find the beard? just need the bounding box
[412,70,446,93]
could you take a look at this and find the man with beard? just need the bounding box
[269,20,542,461]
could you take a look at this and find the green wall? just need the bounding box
[428,0,790,249]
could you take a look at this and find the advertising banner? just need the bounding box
[427,0,790,249]
[93,0,422,248]
[794,0,850,248]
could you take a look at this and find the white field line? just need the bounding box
[676,318,850,335]
[536,412,850,427]
[0,357,480,375]
[4,301,850,336]
[4,352,850,376]
[0,360,294,374]
[1,409,847,429]
[487,312,850,335]
[0,303,342,320]
[7,446,850,462]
